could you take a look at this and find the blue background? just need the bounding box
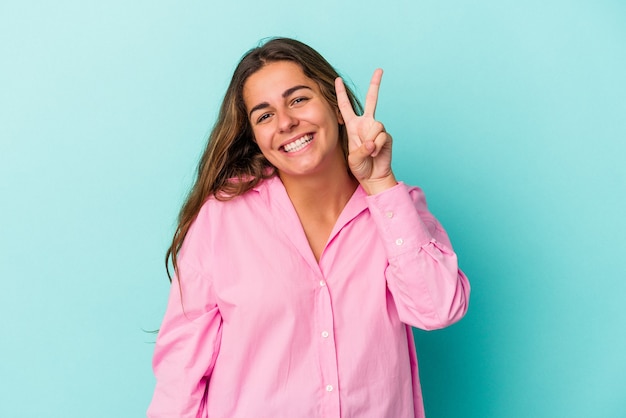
[1,1,625,417]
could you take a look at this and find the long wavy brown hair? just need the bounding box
[166,37,363,280]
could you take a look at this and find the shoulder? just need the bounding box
[179,178,277,272]
[178,193,251,273]
[193,176,280,226]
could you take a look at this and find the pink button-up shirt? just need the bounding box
[148,177,470,418]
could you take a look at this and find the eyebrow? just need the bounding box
[248,85,313,119]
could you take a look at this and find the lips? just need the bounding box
[282,134,313,153]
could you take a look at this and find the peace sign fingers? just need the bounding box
[334,68,396,195]
[334,68,384,122]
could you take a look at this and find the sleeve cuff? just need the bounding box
[366,182,434,258]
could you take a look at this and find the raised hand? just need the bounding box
[335,69,397,195]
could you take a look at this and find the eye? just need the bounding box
[256,112,272,124]
[291,97,309,106]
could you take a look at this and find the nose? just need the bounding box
[276,109,298,132]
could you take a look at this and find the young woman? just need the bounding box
[147,37,470,418]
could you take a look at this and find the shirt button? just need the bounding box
[321,331,329,338]
[319,280,326,287]
[395,238,404,246]
[326,385,334,392]
[385,211,394,218]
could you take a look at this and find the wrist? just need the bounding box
[360,173,398,195]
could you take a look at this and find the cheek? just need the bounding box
[251,127,272,150]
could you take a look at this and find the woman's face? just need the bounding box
[243,61,344,179]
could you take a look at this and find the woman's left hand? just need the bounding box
[335,69,397,195]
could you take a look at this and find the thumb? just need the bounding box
[348,140,375,171]
[352,140,375,160]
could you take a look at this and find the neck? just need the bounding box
[279,163,358,220]
[277,152,358,263]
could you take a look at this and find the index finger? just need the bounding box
[363,68,383,117]
[335,76,357,121]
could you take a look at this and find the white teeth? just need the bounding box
[284,134,313,153]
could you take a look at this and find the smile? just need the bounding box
[283,134,313,153]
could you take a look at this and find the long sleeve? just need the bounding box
[147,259,222,418]
[366,182,470,330]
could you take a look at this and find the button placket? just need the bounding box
[315,274,340,415]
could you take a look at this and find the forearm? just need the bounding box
[366,182,470,330]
